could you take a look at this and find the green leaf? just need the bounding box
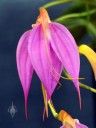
[86,22,96,40]
[42,0,73,8]
[57,18,86,28]
[54,9,96,22]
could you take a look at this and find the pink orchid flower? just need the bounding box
[58,110,88,128]
[60,120,88,128]
[16,8,80,118]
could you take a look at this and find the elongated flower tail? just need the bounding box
[41,84,48,119]
[16,30,34,119]
[79,44,96,79]
[25,98,28,120]
[49,22,81,105]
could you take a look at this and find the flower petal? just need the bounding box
[41,84,48,118]
[75,120,88,128]
[28,24,62,99]
[79,44,96,79]
[60,125,65,128]
[60,121,88,128]
[16,30,34,119]
[49,22,81,103]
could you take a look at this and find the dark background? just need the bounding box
[0,0,96,128]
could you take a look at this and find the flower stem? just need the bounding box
[79,82,96,93]
[42,0,96,9]
[62,69,96,93]
[48,100,58,118]
[42,0,72,8]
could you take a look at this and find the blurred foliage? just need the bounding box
[42,0,96,51]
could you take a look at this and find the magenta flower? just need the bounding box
[58,110,88,128]
[16,8,81,118]
[60,120,88,128]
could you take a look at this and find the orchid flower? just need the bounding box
[58,110,88,128]
[79,44,96,79]
[16,8,81,118]
[48,100,88,128]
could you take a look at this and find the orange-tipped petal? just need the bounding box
[79,44,96,79]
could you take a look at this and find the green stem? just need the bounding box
[42,0,73,8]
[62,69,96,93]
[42,0,96,9]
[86,3,90,21]
[86,22,96,39]
[48,100,58,118]
[79,82,96,93]
[55,9,96,22]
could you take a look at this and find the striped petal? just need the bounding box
[16,30,34,119]
[28,24,63,99]
[49,22,81,104]
[79,44,96,79]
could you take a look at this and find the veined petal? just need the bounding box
[79,44,96,79]
[28,24,63,99]
[49,22,80,104]
[16,30,34,119]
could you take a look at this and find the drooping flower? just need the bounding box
[79,44,96,79]
[16,8,81,118]
[58,110,88,128]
